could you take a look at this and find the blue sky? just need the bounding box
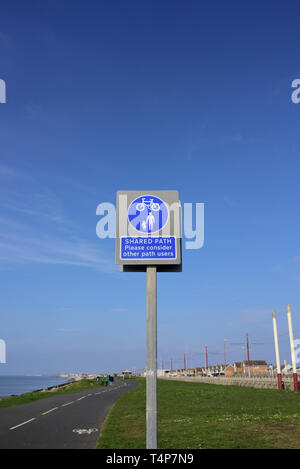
[0,1,300,374]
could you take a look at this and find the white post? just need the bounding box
[287,304,298,391]
[272,310,282,390]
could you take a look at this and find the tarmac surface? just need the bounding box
[0,379,138,449]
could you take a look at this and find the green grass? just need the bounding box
[0,379,105,409]
[97,378,300,449]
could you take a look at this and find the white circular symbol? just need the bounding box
[128,195,169,234]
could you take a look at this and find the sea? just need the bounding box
[0,375,70,398]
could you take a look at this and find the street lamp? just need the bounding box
[224,339,228,375]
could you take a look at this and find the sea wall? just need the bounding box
[162,375,296,391]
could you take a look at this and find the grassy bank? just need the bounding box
[0,378,104,409]
[97,378,300,449]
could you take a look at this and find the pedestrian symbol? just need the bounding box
[128,195,169,234]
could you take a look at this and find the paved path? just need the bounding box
[0,379,138,448]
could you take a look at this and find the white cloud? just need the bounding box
[0,233,111,270]
[0,164,115,271]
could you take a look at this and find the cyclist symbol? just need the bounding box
[128,195,169,234]
[136,198,160,212]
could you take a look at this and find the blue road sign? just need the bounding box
[120,236,176,260]
[116,190,181,270]
[128,195,169,234]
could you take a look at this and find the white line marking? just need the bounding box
[73,428,98,435]
[77,396,86,401]
[62,401,74,407]
[9,418,36,430]
[42,407,58,415]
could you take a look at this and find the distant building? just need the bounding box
[225,364,235,376]
[234,360,269,374]
[157,369,168,377]
[281,362,292,374]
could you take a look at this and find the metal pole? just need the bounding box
[287,304,298,391]
[246,333,250,377]
[146,266,157,449]
[224,339,227,376]
[272,311,283,390]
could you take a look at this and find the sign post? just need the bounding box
[116,191,182,449]
[146,266,157,449]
